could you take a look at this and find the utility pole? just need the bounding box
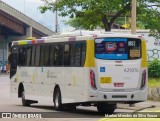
[55,0,58,33]
[130,0,137,107]
[24,0,25,14]
[131,0,137,34]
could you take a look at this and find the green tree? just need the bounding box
[40,0,131,31]
[148,59,160,78]
[40,0,160,36]
[137,0,160,39]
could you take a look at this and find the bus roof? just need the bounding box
[12,31,145,46]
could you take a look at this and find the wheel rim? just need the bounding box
[55,92,59,108]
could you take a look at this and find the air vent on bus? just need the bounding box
[112,95,127,98]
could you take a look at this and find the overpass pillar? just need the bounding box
[0,35,7,72]
[26,26,32,37]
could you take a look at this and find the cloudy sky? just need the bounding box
[1,0,70,32]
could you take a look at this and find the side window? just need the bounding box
[49,45,55,66]
[54,44,59,66]
[81,42,86,66]
[10,53,18,78]
[18,47,27,66]
[75,43,81,66]
[11,54,18,69]
[18,47,23,66]
[70,43,75,66]
[31,46,36,66]
[10,46,18,70]
[35,46,40,66]
[59,44,64,66]
[23,47,27,66]
[54,44,64,66]
[44,45,50,66]
[40,45,45,66]
[64,44,70,66]
[26,46,32,66]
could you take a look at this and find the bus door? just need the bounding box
[9,46,18,95]
[9,46,18,79]
[95,38,142,91]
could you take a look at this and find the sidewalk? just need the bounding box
[117,101,160,111]
[0,73,9,75]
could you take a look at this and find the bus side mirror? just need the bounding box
[8,54,13,65]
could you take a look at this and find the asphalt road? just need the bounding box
[0,74,156,120]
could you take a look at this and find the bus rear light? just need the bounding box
[90,70,97,90]
[141,70,146,89]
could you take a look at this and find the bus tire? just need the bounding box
[21,90,30,106]
[53,87,63,111]
[97,103,116,114]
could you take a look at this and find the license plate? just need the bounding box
[100,77,112,83]
[114,83,124,87]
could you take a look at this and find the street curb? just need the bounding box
[117,104,155,111]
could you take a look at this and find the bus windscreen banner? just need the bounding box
[95,38,128,60]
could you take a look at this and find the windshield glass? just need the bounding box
[95,38,141,60]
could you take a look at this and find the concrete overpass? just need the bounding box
[0,0,54,71]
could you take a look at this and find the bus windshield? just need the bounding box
[95,38,141,60]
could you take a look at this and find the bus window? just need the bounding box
[9,46,18,78]
[40,45,45,66]
[70,43,75,66]
[18,47,27,66]
[95,38,141,60]
[64,44,70,66]
[11,53,18,70]
[81,42,86,66]
[10,53,18,78]
[59,44,64,66]
[128,38,141,59]
[49,45,55,66]
[54,45,59,66]
[26,46,32,66]
[31,46,36,66]
[54,44,64,66]
[44,45,50,66]
[75,43,81,66]
[35,46,40,66]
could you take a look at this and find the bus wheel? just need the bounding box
[97,103,116,114]
[21,90,30,106]
[54,88,63,111]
